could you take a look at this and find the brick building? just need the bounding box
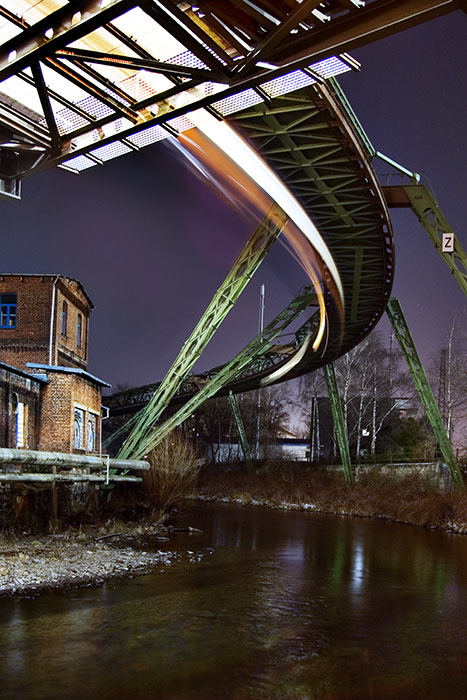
[0,274,109,455]
[0,361,44,450]
[0,274,92,371]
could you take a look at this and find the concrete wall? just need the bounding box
[211,442,309,463]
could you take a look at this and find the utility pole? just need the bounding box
[255,284,265,460]
[438,348,447,429]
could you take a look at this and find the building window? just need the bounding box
[61,301,68,336]
[87,413,97,452]
[15,400,24,448]
[77,313,82,348]
[0,293,17,329]
[74,407,84,449]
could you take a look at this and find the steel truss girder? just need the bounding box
[383,184,467,297]
[119,289,318,460]
[0,0,460,175]
[228,390,253,472]
[117,205,287,460]
[0,0,140,82]
[386,298,464,490]
[262,0,459,73]
[56,48,228,83]
[323,363,354,484]
[105,80,394,421]
[233,81,394,371]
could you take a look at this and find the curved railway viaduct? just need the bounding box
[0,1,464,479]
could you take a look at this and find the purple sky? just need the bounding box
[1,10,465,391]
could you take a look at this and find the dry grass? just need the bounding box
[143,432,200,512]
[197,462,467,532]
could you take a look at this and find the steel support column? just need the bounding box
[122,288,317,459]
[383,184,467,296]
[118,205,288,460]
[386,298,464,490]
[105,286,316,451]
[228,390,253,472]
[324,362,354,484]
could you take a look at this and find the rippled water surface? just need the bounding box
[1,504,466,699]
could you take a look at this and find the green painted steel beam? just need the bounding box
[403,185,467,296]
[118,205,288,460]
[328,77,376,159]
[323,362,354,484]
[104,289,318,448]
[234,82,394,372]
[128,288,317,460]
[228,390,253,473]
[386,298,464,490]
[384,184,467,297]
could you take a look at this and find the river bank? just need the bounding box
[194,463,467,534]
[0,518,185,597]
[1,464,465,597]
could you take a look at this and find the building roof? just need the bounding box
[26,363,111,388]
[0,274,94,309]
[0,360,47,385]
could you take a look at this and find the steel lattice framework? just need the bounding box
[1,0,464,462]
[0,0,461,184]
[107,76,394,417]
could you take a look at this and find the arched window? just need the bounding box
[74,407,84,449]
[87,414,97,452]
[13,393,25,448]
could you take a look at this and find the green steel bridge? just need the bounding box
[0,1,465,485]
[107,77,393,412]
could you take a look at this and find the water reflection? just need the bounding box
[0,505,466,699]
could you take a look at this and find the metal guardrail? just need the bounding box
[0,447,149,483]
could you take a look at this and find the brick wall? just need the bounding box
[0,275,52,370]
[0,275,92,372]
[0,366,42,449]
[39,372,102,453]
[53,280,90,369]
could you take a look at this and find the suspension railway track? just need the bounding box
[107,78,393,419]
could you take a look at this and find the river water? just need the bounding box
[0,504,466,699]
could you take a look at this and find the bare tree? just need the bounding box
[434,308,467,453]
[188,384,290,462]
[331,329,408,459]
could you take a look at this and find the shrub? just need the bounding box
[143,432,200,512]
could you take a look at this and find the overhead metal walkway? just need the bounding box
[0,0,462,188]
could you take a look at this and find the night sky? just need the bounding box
[1,10,465,392]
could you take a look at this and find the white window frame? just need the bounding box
[15,401,25,448]
[73,406,85,450]
[87,412,98,453]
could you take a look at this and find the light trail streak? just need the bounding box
[171,105,343,359]
[260,330,313,387]
[187,108,343,304]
